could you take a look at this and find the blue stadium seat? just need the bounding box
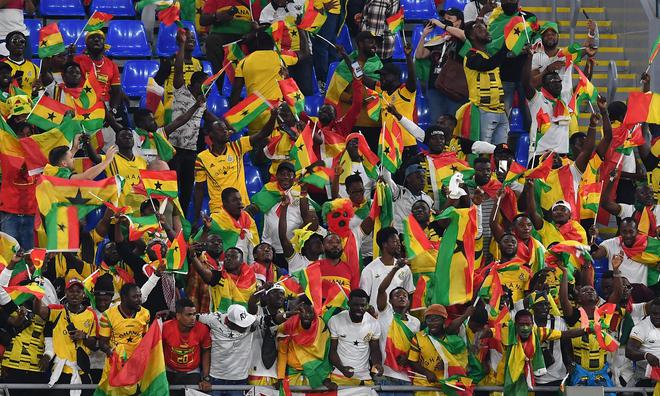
[515,134,530,167]
[207,95,229,117]
[245,161,264,198]
[400,0,437,21]
[90,0,136,17]
[106,21,151,58]
[411,25,445,51]
[58,20,87,53]
[156,21,203,58]
[40,0,85,17]
[305,94,324,116]
[310,67,320,96]
[508,107,525,134]
[442,0,469,11]
[392,33,406,59]
[24,19,42,56]
[416,93,431,130]
[202,61,212,75]
[336,25,353,54]
[325,61,340,91]
[121,60,159,97]
[221,74,246,98]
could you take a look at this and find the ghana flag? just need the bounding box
[222,41,245,83]
[278,78,305,114]
[570,64,598,111]
[134,128,175,162]
[38,23,65,58]
[85,11,113,32]
[401,214,437,274]
[544,240,592,282]
[35,175,122,217]
[297,0,327,33]
[251,181,288,213]
[384,312,415,373]
[3,283,46,305]
[224,94,271,131]
[432,206,477,306]
[44,205,80,251]
[20,116,82,175]
[290,122,318,171]
[454,102,480,142]
[210,264,256,312]
[166,230,187,272]
[300,165,334,188]
[0,114,25,170]
[98,319,169,396]
[124,214,160,241]
[139,169,179,198]
[503,16,531,55]
[291,261,323,314]
[279,315,332,388]
[369,181,394,257]
[623,92,660,126]
[580,181,603,220]
[193,209,259,249]
[386,7,404,33]
[378,114,404,173]
[156,0,182,27]
[27,94,73,131]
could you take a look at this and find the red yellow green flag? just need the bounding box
[166,230,187,273]
[99,319,169,395]
[570,64,598,111]
[300,165,334,188]
[297,0,327,33]
[124,214,161,241]
[194,209,259,248]
[580,181,602,220]
[44,205,80,251]
[623,92,660,126]
[291,261,323,314]
[290,122,318,171]
[369,181,394,257]
[279,315,332,388]
[38,23,65,58]
[503,16,531,55]
[454,102,480,142]
[365,86,382,121]
[384,312,415,372]
[432,206,477,306]
[251,181,287,213]
[156,0,182,27]
[386,7,404,34]
[0,115,25,170]
[3,283,46,305]
[378,115,404,173]
[222,42,245,83]
[29,248,47,272]
[402,214,437,274]
[139,169,179,198]
[278,78,305,114]
[224,94,272,131]
[210,264,257,312]
[134,128,175,162]
[20,116,82,175]
[544,240,593,282]
[85,11,113,31]
[35,175,122,217]
[27,94,73,131]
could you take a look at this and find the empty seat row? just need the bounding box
[40,0,135,17]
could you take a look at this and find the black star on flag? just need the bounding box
[40,40,48,47]
[450,165,459,172]
[83,86,92,94]
[298,144,304,150]
[290,30,297,37]
[241,110,249,116]
[57,224,65,231]
[154,181,163,190]
[384,147,390,155]
[82,113,91,120]
[513,27,521,36]
[47,112,56,121]
[293,93,302,101]
[66,189,90,205]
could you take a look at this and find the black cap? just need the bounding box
[493,143,514,157]
[438,7,464,20]
[355,31,375,43]
[376,63,401,76]
[277,161,295,173]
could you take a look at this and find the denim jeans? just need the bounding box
[479,108,509,144]
[312,12,340,85]
[502,80,529,129]
[375,375,413,396]
[0,212,34,250]
[289,55,315,96]
[426,87,465,124]
[211,377,247,396]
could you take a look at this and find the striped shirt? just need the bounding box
[464,48,507,113]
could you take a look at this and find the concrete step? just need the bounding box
[523,0,602,8]
[557,20,612,33]
[559,35,619,48]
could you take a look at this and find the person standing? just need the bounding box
[359,0,400,61]
[2,31,39,94]
[0,0,34,57]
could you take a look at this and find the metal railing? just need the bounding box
[569,0,583,42]
[0,383,658,393]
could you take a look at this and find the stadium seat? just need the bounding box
[416,93,431,130]
[207,95,229,117]
[90,0,136,17]
[156,21,203,58]
[508,107,525,134]
[106,21,151,58]
[400,0,437,21]
[304,94,324,116]
[392,33,406,59]
[411,25,445,50]
[442,0,469,11]
[245,161,264,198]
[202,61,212,75]
[57,20,87,53]
[24,19,42,56]
[121,60,160,97]
[515,134,530,167]
[40,0,86,17]
[336,25,354,54]
[221,74,246,98]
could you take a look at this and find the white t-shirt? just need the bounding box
[535,316,567,384]
[262,197,305,254]
[287,252,311,273]
[360,259,415,308]
[332,162,376,200]
[248,307,279,379]
[601,237,649,285]
[328,310,382,380]
[532,50,574,103]
[198,312,255,380]
[462,1,498,23]
[619,204,660,227]
[528,90,572,156]
[611,302,647,384]
[392,187,434,232]
[629,316,660,377]
[349,213,373,259]
[377,304,420,381]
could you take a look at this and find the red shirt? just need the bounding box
[0,156,36,215]
[73,54,120,102]
[162,319,211,373]
[318,258,359,299]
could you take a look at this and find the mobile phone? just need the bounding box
[351,61,364,78]
[498,160,508,174]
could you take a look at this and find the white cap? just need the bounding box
[551,200,571,212]
[226,304,256,328]
[267,283,286,294]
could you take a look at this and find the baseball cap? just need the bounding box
[355,31,375,43]
[66,278,84,290]
[267,284,286,294]
[404,163,425,179]
[227,304,256,328]
[552,200,571,212]
[376,63,401,77]
[494,143,514,157]
[540,22,559,35]
[424,304,448,318]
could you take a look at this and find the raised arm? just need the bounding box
[403,44,416,93]
[606,253,624,304]
[278,196,294,258]
[71,146,118,180]
[164,96,205,135]
[415,24,433,59]
[558,265,575,320]
[521,47,536,101]
[489,189,506,242]
[574,112,598,173]
[188,245,215,284]
[173,30,186,90]
[594,96,612,159]
[600,169,622,216]
[376,263,404,312]
[523,179,543,229]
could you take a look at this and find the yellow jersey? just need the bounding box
[99,305,150,358]
[3,58,40,95]
[1,314,46,372]
[195,136,252,213]
[48,305,98,374]
[379,85,417,146]
[408,331,469,387]
[104,153,148,211]
[464,49,505,113]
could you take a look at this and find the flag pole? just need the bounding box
[520,13,531,44]
[313,32,337,49]
[400,29,407,47]
[203,62,231,97]
[24,90,46,121]
[222,39,243,48]
[73,17,92,46]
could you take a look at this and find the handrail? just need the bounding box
[569,0,582,42]
[552,0,558,24]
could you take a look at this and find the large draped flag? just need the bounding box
[369,181,394,257]
[192,209,259,249]
[38,23,66,58]
[503,325,549,395]
[210,264,257,313]
[378,114,404,172]
[3,283,46,305]
[224,94,272,131]
[325,52,383,108]
[0,115,25,170]
[290,261,323,314]
[20,116,82,175]
[623,92,660,126]
[432,206,478,306]
[384,312,415,373]
[334,133,379,182]
[95,319,169,396]
[401,214,437,274]
[454,102,480,142]
[27,94,73,131]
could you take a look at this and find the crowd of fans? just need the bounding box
[0,0,658,395]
